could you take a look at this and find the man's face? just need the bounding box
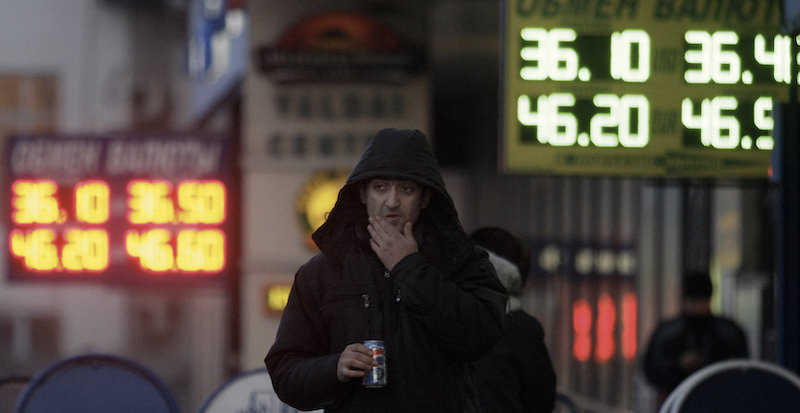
[360,179,431,232]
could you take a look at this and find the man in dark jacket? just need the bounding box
[265,128,507,412]
[470,227,557,413]
[643,270,749,407]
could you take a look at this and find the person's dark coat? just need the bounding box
[643,313,749,395]
[265,128,507,412]
[471,245,556,413]
[473,310,556,413]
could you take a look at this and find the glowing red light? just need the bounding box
[621,292,638,360]
[595,293,616,363]
[573,299,592,362]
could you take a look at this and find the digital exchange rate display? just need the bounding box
[5,135,235,284]
[503,0,788,177]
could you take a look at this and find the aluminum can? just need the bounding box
[362,340,387,387]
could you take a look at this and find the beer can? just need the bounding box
[362,340,387,387]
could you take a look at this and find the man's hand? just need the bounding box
[679,350,705,373]
[368,216,418,271]
[337,343,376,382]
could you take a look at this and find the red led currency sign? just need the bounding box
[11,179,63,224]
[61,228,109,272]
[9,179,110,272]
[125,179,227,273]
[177,180,226,224]
[127,179,226,224]
[9,178,227,276]
[127,180,175,224]
[75,180,110,224]
[9,228,59,272]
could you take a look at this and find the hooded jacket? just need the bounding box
[265,128,507,412]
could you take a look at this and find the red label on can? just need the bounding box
[363,340,387,388]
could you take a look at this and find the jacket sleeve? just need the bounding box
[392,247,508,362]
[642,322,683,392]
[264,259,349,411]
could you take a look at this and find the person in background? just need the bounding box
[265,128,507,412]
[470,226,557,413]
[643,270,749,406]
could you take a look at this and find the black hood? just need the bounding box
[312,128,469,263]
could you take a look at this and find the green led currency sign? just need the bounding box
[503,0,788,177]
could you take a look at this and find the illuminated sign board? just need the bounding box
[261,284,292,316]
[5,135,235,284]
[295,170,348,250]
[503,0,787,177]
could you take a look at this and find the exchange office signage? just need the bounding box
[502,0,786,178]
[5,134,235,285]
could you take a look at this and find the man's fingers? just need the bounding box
[368,216,418,271]
[340,365,367,379]
[403,221,413,237]
[368,216,390,237]
[344,342,373,358]
[337,343,377,382]
[367,217,383,243]
[369,216,408,241]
